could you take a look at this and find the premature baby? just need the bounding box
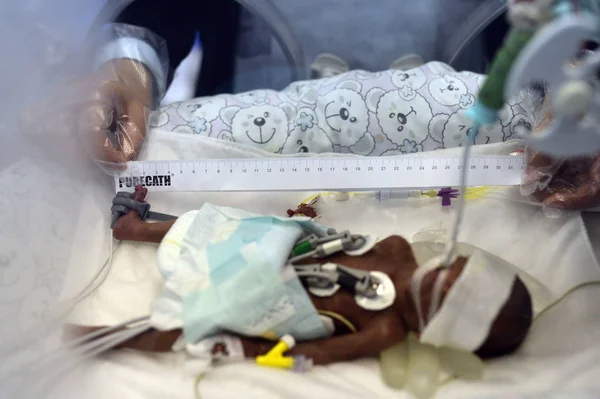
[69,186,533,365]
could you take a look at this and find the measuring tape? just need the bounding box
[113,155,525,193]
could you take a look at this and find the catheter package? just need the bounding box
[19,22,169,171]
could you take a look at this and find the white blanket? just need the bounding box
[55,130,600,399]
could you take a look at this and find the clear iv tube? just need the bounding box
[443,134,474,267]
[445,0,508,68]
[236,0,307,81]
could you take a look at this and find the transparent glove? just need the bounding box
[19,58,154,170]
[520,94,600,212]
[522,147,600,211]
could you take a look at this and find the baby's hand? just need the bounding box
[112,185,149,240]
[112,211,145,241]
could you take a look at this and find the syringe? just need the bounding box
[353,189,442,202]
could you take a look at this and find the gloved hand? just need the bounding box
[20,58,154,169]
[521,102,600,211]
[523,147,600,210]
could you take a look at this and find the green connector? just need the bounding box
[292,240,313,256]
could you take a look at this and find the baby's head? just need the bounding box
[405,251,533,358]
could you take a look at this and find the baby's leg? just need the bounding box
[112,186,176,243]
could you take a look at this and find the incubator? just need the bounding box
[3,1,600,399]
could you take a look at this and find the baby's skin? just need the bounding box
[68,186,530,364]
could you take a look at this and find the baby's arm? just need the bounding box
[65,313,405,365]
[241,313,406,365]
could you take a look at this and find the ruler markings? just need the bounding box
[113,155,525,193]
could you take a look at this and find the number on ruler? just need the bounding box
[496,165,501,170]
[242,169,247,173]
[483,165,489,170]
[432,166,437,170]
[356,166,361,171]
[330,167,335,171]
[445,165,450,170]
[407,166,412,171]
[419,166,425,170]
[343,167,348,171]
[280,168,285,172]
[470,165,476,170]
[267,168,272,172]
[368,166,373,171]
[305,167,310,172]
[381,166,386,171]
[394,166,399,171]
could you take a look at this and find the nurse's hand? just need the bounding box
[523,148,600,210]
[19,58,153,169]
[83,58,154,167]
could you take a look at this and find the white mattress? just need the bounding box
[49,131,600,399]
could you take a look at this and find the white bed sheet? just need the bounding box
[53,131,600,399]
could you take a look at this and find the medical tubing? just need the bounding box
[428,269,449,320]
[36,325,149,379]
[442,137,473,267]
[69,231,119,308]
[235,0,306,81]
[63,315,150,351]
[35,318,151,370]
[31,325,151,397]
[446,0,508,67]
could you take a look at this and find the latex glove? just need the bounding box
[85,58,154,167]
[523,147,600,210]
[521,94,600,211]
[20,58,154,169]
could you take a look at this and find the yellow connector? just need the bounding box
[255,335,296,370]
[256,355,295,369]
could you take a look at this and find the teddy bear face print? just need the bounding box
[373,90,433,148]
[176,97,227,134]
[281,126,333,154]
[390,67,427,90]
[428,75,470,107]
[221,103,295,152]
[442,110,504,148]
[315,88,369,147]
